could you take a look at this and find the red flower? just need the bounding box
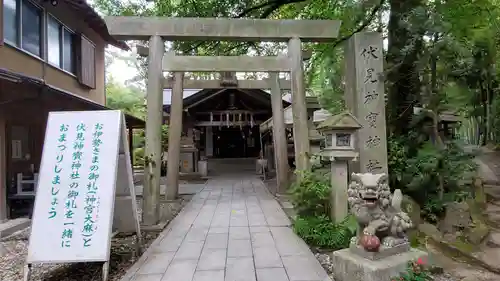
[417,257,426,265]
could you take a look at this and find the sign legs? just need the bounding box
[23,263,31,281]
[102,261,110,281]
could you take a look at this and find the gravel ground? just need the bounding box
[0,196,192,281]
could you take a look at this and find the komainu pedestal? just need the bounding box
[331,173,428,281]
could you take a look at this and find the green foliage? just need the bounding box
[390,259,432,281]
[293,215,357,250]
[290,171,356,250]
[133,147,145,166]
[106,75,145,119]
[421,192,468,223]
[388,132,477,222]
[161,125,169,152]
[405,142,476,193]
[492,95,500,143]
[290,171,331,217]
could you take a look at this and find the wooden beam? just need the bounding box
[105,17,341,42]
[238,89,275,106]
[195,110,269,115]
[163,78,292,90]
[194,121,262,127]
[163,55,290,72]
[186,89,226,109]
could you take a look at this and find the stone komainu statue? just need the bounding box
[347,173,413,251]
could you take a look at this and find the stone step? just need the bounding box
[484,179,500,186]
[486,232,500,248]
[484,185,500,201]
[472,248,500,274]
[486,203,500,214]
[0,218,30,239]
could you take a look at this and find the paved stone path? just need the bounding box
[122,175,331,281]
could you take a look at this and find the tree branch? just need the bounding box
[237,0,279,18]
[330,0,385,50]
[237,0,307,18]
[259,0,307,18]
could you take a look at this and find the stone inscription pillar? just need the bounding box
[269,72,289,193]
[344,32,388,174]
[166,71,185,200]
[142,35,165,226]
[288,37,311,171]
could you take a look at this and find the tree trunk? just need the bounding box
[386,0,424,137]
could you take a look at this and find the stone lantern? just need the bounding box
[316,111,362,223]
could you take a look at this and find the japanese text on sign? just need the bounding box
[28,110,132,264]
[60,123,87,248]
[366,159,383,173]
[49,124,70,220]
[82,123,104,248]
[353,35,388,175]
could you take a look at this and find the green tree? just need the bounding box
[105,75,145,119]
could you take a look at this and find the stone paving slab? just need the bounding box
[123,175,331,281]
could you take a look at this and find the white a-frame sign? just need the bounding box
[24,110,142,281]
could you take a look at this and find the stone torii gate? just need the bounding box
[104,17,341,225]
[138,48,295,194]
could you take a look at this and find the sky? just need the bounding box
[106,46,139,85]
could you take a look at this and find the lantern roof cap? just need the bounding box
[316,111,362,131]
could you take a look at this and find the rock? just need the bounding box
[440,202,471,234]
[419,222,443,240]
[472,248,500,272]
[453,266,500,281]
[401,195,421,227]
[428,265,444,274]
[486,203,500,214]
[486,232,500,248]
[466,222,489,245]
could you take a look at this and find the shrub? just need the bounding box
[290,171,331,217]
[388,133,477,221]
[293,215,356,250]
[290,171,356,250]
[390,258,432,281]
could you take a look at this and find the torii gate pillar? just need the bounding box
[142,35,164,226]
